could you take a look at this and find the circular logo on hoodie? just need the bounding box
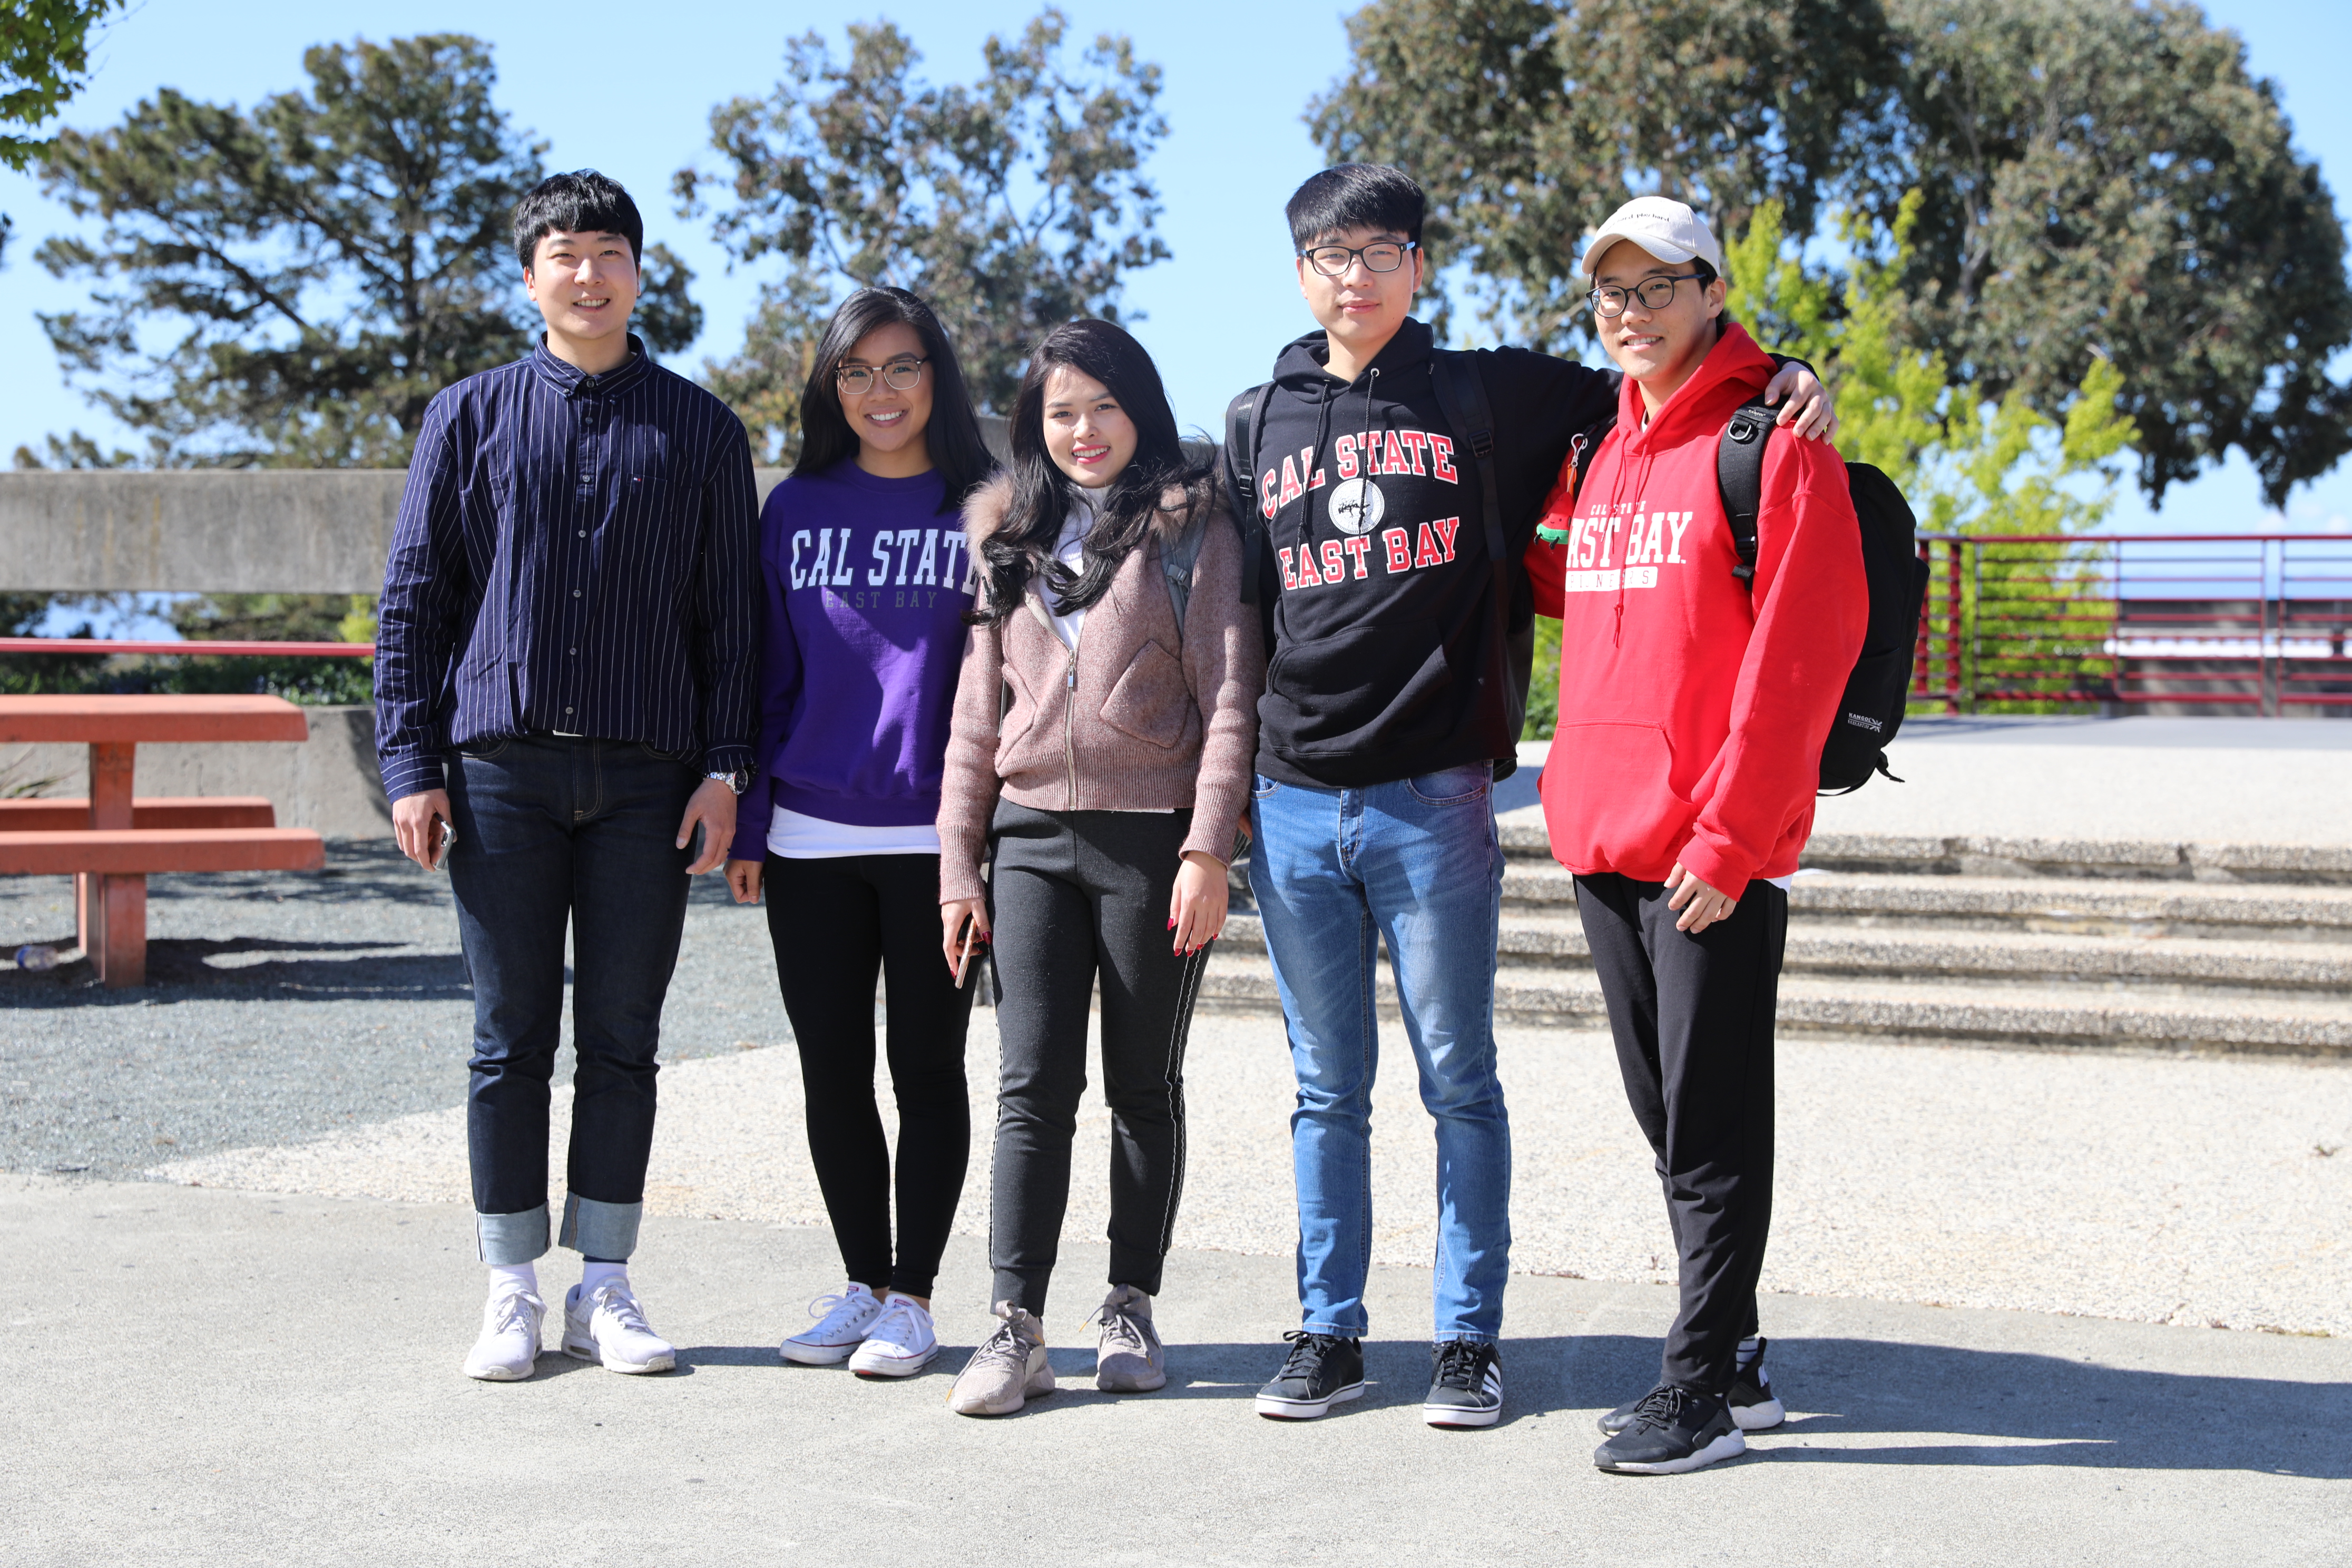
[1327,477,1385,536]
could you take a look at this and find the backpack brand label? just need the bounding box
[1845,711,1884,732]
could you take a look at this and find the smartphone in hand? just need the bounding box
[429,817,457,872]
[953,917,981,989]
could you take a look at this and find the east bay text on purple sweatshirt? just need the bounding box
[729,460,977,861]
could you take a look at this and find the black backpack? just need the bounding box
[1713,398,1929,793]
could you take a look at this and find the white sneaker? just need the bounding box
[462,1287,545,1381]
[780,1282,887,1366]
[562,1279,677,1374]
[848,1294,939,1378]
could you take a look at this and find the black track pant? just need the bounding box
[763,852,974,1300]
[1575,871,1786,1397]
[987,802,1213,1317]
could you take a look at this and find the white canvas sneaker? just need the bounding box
[848,1294,939,1379]
[462,1287,545,1381]
[562,1279,677,1374]
[780,1282,887,1366]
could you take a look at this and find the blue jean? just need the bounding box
[445,734,699,1266]
[1249,762,1510,1342]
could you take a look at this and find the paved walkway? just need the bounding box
[7,1176,2346,1567]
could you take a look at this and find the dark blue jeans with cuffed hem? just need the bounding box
[445,733,698,1267]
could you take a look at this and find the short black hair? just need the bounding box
[1286,163,1425,251]
[1691,258,1719,287]
[513,170,643,274]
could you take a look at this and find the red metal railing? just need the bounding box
[1910,534,2352,715]
[0,639,375,657]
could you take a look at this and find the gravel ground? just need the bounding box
[153,1004,2352,1339]
[0,844,786,1178]
[12,840,2352,1339]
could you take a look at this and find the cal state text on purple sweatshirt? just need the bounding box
[729,460,977,861]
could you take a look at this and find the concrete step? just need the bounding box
[1469,863,2352,942]
[1196,953,2352,1055]
[1491,817,2352,886]
[1223,912,2352,996]
[1220,909,2352,992]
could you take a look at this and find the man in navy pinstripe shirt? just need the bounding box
[374,171,759,1382]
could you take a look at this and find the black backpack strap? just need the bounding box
[1716,396,1775,586]
[1428,351,1506,567]
[1222,382,1274,604]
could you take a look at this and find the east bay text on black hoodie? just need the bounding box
[1247,318,1620,787]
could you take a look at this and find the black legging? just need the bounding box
[762,852,974,1300]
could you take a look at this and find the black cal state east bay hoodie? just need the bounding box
[1243,317,1620,787]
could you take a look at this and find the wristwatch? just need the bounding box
[704,768,751,796]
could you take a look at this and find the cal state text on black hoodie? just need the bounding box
[1244,318,1619,788]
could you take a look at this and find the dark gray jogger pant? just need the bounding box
[986,801,1214,1317]
[1575,871,1787,1398]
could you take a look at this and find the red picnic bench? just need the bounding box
[0,695,328,987]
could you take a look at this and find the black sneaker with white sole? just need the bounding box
[1424,1338,1503,1428]
[1599,1338,1786,1435]
[1593,1384,1746,1475]
[1255,1330,1365,1419]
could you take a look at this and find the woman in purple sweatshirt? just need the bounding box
[723,287,995,1379]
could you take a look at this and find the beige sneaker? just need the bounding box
[1092,1284,1167,1393]
[947,1301,1054,1416]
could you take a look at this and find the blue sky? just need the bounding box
[2,0,2348,541]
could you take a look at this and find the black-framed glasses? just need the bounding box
[1587,275,1706,318]
[1299,240,1417,278]
[836,357,929,395]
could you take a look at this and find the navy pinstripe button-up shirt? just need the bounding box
[374,335,760,802]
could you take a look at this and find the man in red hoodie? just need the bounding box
[1528,197,1866,1474]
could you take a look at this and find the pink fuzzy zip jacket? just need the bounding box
[936,473,1267,905]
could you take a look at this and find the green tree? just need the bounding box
[680,7,1170,460]
[1868,0,2350,505]
[1317,0,2351,508]
[33,34,699,469]
[1312,0,1905,350]
[0,0,122,267]
[1730,195,2140,709]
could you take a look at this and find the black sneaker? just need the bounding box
[1598,1338,1785,1435]
[1254,1330,1365,1419]
[1593,1384,1746,1475]
[1424,1338,1503,1428]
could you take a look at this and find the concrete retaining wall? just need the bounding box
[4,706,388,840]
[2,417,1012,596]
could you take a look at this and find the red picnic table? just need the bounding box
[0,695,328,987]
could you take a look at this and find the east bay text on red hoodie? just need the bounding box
[1526,322,1866,899]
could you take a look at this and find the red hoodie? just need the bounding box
[1526,322,1865,899]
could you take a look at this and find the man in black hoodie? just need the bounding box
[1238,164,1832,1430]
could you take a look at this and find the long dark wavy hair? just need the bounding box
[792,287,995,513]
[968,318,1217,626]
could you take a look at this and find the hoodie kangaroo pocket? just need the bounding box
[1102,639,1193,751]
[1265,618,1449,757]
[1544,721,1692,871]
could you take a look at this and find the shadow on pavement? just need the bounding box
[659,1331,2349,1469]
[1,938,474,1003]
[1524,1332,2351,1477]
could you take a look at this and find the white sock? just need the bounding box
[488,1263,538,1299]
[581,1261,629,1296]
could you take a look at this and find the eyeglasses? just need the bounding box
[1587,275,1707,318]
[1299,240,1417,278]
[835,357,928,395]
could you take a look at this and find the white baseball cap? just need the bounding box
[1578,196,1723,283]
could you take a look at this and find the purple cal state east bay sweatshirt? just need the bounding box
[729,460,976,861]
